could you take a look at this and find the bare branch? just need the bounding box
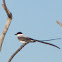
[56,20,62,27]
[2,0,12,18]
[8,43,28,62]
[0,0,12,51]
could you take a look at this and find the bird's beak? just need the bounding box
[15,34,17,35]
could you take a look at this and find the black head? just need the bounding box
[15,32,23,35]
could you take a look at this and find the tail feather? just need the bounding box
[39,38,61,41]
[36,40,60,49]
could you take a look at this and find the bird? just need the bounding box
[15,32,60,49]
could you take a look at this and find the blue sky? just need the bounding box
[0,0,62,62]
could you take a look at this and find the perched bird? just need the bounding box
[15,32,60,49]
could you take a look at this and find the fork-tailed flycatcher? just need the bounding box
[15,32,60,49]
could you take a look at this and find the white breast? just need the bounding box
[17,34,28,43]
[20,41,27,43]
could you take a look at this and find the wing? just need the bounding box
[18,37,34,43]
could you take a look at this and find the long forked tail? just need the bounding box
[36,40,60,49]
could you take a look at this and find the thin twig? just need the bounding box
[8,43,28,62]
[56,20,62,27]
[0,0,12,51]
